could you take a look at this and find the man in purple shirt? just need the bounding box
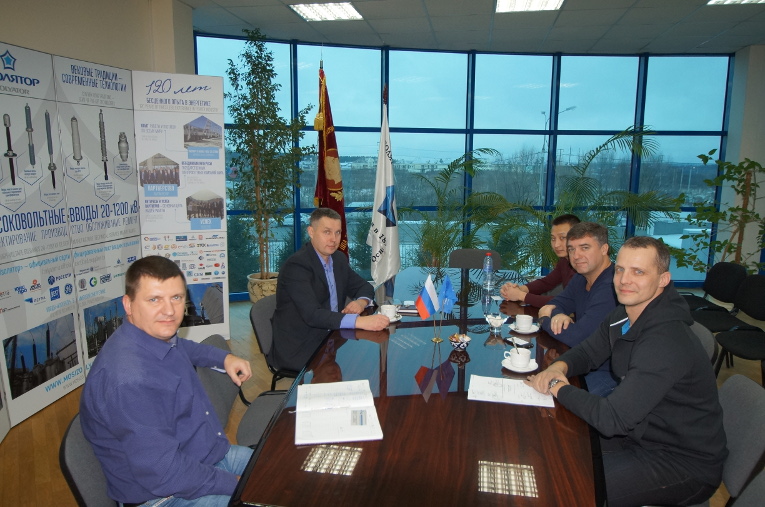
[500,214,580,307]
[80,256,253,506]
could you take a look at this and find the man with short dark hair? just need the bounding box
[271,207,389,372]
[537,221,618,395]
[501,214,580,307]
[80,256,253,507]
[526,237,726,507]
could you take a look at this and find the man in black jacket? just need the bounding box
[526,236,727,507]
[271,208,389,372]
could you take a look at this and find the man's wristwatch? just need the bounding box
[548,378,563,391]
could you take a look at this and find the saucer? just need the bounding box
[385,314,402,322]
[509,322,540,334]
[502,358,539,373]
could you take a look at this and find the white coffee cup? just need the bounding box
[515,314,533,331]
[504,348,531,368]
[380,304,397,319]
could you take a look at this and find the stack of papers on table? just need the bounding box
[295,379,383,445]
[467,375,554,408]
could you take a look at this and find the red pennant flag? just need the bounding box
[314,65,349,257]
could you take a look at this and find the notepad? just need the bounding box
[467,374,555,408]
[295,379,383,445]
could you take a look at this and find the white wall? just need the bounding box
[720,45,765,266]
[0,0,194,73]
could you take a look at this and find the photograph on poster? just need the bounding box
[56,103,140,248]
[0,97,69,264]
[183,116,222,148]
[182,282,224,327]
[82,296,126,359]
[186,190,224,220]
[139,153,180,186]
[2,313,78,399]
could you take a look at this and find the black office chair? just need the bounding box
[448,249,502,270]
[714,329,765,386]
[681,261,747,312]
[692,274,765,333]
[249,295,299,390]
[197,334,287,448]
[59,413,117,507]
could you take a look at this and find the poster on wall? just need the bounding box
[52,56,139,248]
[141,231,229,342]
[0,43,70,265]
[132,72,226,234]
[0,251,82,425]
[72,236,140,372]
[133,71,229,341]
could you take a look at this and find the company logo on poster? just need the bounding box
[0,49,40,86]
[64,283,73,295]
[1,50,17,70]
[50,287,61,301]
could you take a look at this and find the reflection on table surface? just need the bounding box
[232,267,603,507]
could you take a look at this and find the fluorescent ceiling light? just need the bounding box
[708,0,765,4]
[290,3,363,21]
[496,0,564,12]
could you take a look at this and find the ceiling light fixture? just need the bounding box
[496,0,564,13]
[290,3,363,21]
[707,0,765,4]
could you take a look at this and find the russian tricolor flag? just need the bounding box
[415,275,440,319]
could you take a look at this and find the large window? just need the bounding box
[196,34,732,291]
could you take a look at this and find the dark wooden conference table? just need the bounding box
[231,267,605,506]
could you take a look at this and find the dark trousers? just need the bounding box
[601,437,718,507]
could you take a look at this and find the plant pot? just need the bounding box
[247,272,278,303]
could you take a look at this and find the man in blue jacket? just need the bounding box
[80,256,253,506]
[537,221,618,395]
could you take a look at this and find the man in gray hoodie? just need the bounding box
[526,236,727,507]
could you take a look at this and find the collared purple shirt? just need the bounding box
[80,321,236,503]
[315,249,364,328]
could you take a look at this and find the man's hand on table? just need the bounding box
[524,361,569,397]
[342,299,368,314]
[356,314,390,330]
[500,282,528,302]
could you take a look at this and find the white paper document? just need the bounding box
[467,375,555,408]
[295,379,383,445]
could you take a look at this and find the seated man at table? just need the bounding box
[500,213,579,307]
[271,207,389,372]
[525,237,726,507]
[537,221,618,395]
[80,256,254,506]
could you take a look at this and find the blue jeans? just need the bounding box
[601,437,717,507]
[129,445,253,507]
[584,370,618,397]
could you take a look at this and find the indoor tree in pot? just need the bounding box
[671,150,765,273]
[226,28,314,302]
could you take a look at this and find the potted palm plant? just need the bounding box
[470,126,682,276]
[226,29,314,302]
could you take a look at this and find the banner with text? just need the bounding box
[132,71,229,342]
